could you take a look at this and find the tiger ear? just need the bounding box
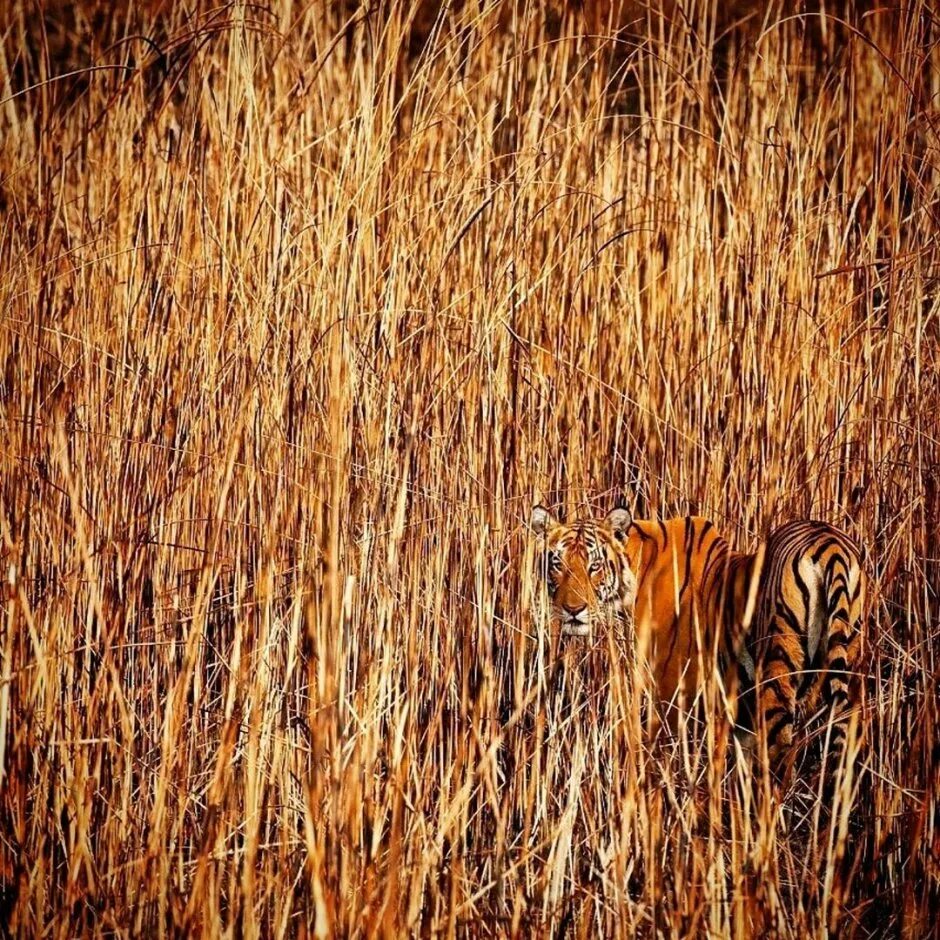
[530,505,556,535]
[605,507,632,539]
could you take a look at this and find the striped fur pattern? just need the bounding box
[531,507,867,771]
[744,520,866,766]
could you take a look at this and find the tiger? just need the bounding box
[530,505,866,772]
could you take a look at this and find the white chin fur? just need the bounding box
[561,623,591,637]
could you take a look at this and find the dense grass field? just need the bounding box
[1,1,938,935]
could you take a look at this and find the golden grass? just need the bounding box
[1,0,937,935]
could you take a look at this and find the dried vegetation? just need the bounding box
[0,1,938,936]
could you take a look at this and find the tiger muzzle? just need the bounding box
[560,603,591,636]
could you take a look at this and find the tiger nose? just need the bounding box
[564,602,587,617]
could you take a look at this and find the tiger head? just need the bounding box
[530,505,638,636]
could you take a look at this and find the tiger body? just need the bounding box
[531,507,866,767]
[619,516,756,716]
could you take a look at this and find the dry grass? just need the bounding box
[1,0,938,936]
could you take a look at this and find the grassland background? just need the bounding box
[0,0,938,936]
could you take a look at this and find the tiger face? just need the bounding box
[530,505,638,636]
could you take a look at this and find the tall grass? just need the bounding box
[1,1,937,935]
